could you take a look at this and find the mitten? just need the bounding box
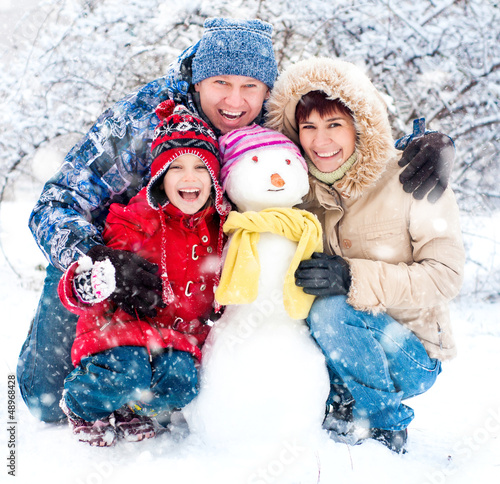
[73,256,116,304]
[87,245,164,318]
[399,132,455,203]
[295,252,351,297]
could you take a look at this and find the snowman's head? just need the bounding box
[219,125,310,212]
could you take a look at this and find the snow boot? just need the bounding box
[69,417,117,447]
[112,406,157,442]
[370,428,408,454]
[60,399,117,447]
[323,395,355,436]
[326,423,370,447]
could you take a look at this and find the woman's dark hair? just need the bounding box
[295,90,353,125]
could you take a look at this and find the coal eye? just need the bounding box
[285,159,291,165]
[252,156,258,162]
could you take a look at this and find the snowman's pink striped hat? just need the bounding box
[218,124,307,189]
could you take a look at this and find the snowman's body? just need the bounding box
[185,147,330,447]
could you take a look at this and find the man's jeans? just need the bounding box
[308,296,441,431]
[63,347,198,422]
[17,264,77,421]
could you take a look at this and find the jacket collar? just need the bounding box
[160,201,216,229]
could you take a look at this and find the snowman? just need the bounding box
[184,125,330,452]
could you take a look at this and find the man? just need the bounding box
[17,17,454,422]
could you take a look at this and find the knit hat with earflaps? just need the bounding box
[148,99,231,217]
[148,100,231,307]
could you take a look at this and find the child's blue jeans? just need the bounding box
[307,296,441,431]
[63,346,198,422]
[17,265,197,422]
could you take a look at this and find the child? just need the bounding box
[58,101,231,446]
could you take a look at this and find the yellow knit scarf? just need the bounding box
[215,207,323,319]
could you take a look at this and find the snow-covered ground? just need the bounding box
[1,167,500,483]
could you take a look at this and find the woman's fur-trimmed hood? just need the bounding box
[265,57,398,199]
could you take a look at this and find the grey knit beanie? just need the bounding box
[191,18,278,89]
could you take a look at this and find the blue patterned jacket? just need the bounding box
[29,43,206,270]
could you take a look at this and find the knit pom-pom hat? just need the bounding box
[148,100,231,217]
[191,18,278,89]
[218,124,307,189]
[148,100,231,308]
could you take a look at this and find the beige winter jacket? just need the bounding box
[265,57,465,360]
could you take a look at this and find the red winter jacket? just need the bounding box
[58,188,224,367]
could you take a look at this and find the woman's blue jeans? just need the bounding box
[307,296,441,431]
[63,346,198,422]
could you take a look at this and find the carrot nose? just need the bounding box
[271,173,285,188]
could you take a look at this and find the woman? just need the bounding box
[265,57,465,453]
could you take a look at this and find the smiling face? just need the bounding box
[195,75,270,135]
[298,109,357,173]
[162,154,212,214]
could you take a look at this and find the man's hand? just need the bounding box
[295,252,351,297]
[87,245,164,318]
[399,132,455,203]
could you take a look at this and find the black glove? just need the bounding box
[295,252,351,297]
[87,245,164,318]
[399,132,455,203]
